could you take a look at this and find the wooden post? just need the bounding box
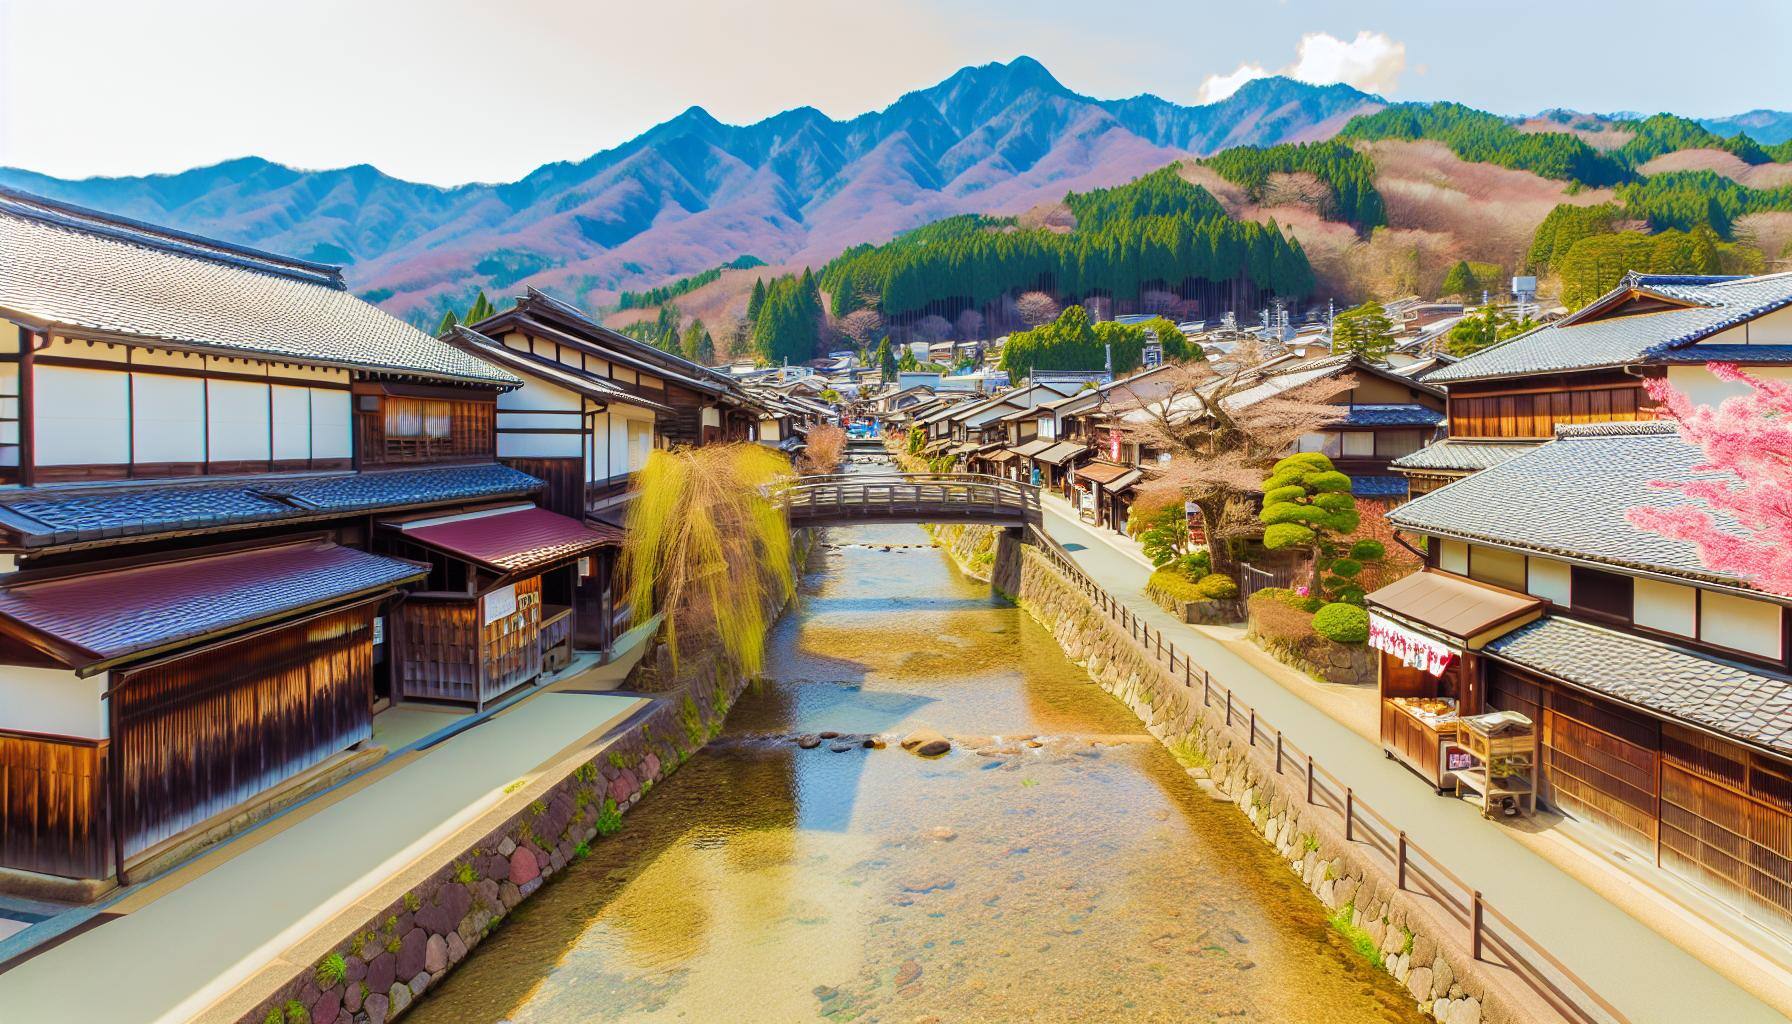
[1471,891,1484,961]
[1345,787,1354,841]
[1225,690,1232,728]
[1397,831,1407,890]
[1306,755,1314,804]
[1248,708,1256,745]
[1275,732,1283,772]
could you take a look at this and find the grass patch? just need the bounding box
[1328,901,1384,970]
[1166,736,1211,770]
[314,952,346,989]
[595,798,623,837]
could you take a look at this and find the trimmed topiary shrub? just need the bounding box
[1195,573,1239,600]
[1147,569,1206,603]
[1312,602,1370,644]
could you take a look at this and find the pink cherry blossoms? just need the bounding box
[1627,363,1792,597]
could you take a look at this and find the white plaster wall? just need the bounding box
[207,379,271,461]
[311,390,352,459]
[35,366,129,465]
[498,372,581,413]
[761,419,782,441]
[271,384,312,460]
[498,428,580,458]
[132,373,206,463]
[1700,591,1783,659]
[1697,305,1792,346]
[1634,578,1697,638]
[1438,539,1468,575]
[627,418,653,471]
[1526,557,1572,606]
[1664,365,1792,408]
[0,667,106,738]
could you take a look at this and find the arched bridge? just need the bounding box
[776,473,1041,528]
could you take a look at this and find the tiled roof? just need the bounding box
[1486,616,1792,757]
[1389,439,1542,473]
[1333,404,1444,428]
[446,328,673,414]
[0,539,425,671]
[1035,441,1090,466]
[0,188,518,387]
[0,464,542,549]
[389,506,622,574]
[1351,475,1409,498]
[1427,273,1792,383]
[1010,439,1055,458]
[1389,421,1756,588]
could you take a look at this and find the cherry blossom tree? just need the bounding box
[1628,363,1792,597]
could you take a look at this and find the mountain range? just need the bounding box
[4,55,1788,330]
[0,58,1380,324]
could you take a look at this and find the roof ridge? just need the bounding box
[0,186,344,288]
[1553,420,1681,438]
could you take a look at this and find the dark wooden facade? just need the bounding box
[1488,662,1792,935]
[394,575,544,709]
[0,730,109,878]
[113,604,376,861]
[1446,373,1655,440]
[354,383,496,467]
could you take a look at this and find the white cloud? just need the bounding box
[1197,31,1407,103]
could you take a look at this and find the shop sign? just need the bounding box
[1368,612,1456,676]
[1107,428,1123,462]
[483,583,518,626]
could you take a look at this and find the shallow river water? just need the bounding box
[409,521,1423,1023]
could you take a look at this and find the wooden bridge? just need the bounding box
[775,473,1041,527]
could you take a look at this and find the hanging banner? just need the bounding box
[1368,613,1456,676]
[483,583,518,626]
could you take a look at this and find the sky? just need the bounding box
[3,0,1790,187]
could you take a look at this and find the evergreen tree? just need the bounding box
[1444,306,1537,356]
[680,319,715,364]
[876,338,897,382]
[750,272,824,365]
[464,289,495,325]
[747,278,767,321]
[1440,260,1477,298]
[436,309,459,336]
[1331,301,1396,363]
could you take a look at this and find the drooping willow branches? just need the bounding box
[621,444,795,673]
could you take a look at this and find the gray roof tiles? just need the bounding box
[1427,273,1792,383]
[0,464,542,549]
[1334,404,1445,428]
[1388,421,1757,588]
[1389,439,1542,473]
[1486,616,1792,756]
[0,189,518,386]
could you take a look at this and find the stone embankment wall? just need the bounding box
[928,523,1023,597]
[1014,547,1522,1024]
[242,535,814,1024]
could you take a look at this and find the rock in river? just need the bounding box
[797,734,822,749]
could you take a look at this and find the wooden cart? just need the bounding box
[1453,711,1536,820]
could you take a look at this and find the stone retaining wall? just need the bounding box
[1245,600,1376,686]
[242,535,814,1024]
[928,523,1022,597]
[1014,546,1530,1024]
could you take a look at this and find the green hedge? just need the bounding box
[1312,602,1369,644]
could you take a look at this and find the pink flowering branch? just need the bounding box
[1627,363,1792,597]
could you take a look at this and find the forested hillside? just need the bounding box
[820,166,1313,332]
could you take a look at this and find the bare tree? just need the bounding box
[955,307,985,342]
[1015,291,1061,327]
[837,308,885,349]
[1106,359,1354,576]
[912,314,953,344]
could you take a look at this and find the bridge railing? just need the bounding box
[773,472,1041,523]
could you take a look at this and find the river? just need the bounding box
[408,519,1423,1023]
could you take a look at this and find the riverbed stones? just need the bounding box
[819,730,840,739]
[798,734,822,749]
[916,739,951,757]
[899,728,943,750]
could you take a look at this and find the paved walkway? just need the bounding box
[1038,505,1787,1024]
[0,686,648,1024]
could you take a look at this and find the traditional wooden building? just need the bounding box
[0,188,620,888]
[1394,272,1792,496]
[1377,421,1792,939]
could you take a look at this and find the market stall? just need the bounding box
[1366,570,1541,791]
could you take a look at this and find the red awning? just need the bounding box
[0,539,426,673]
[392,506,623,575]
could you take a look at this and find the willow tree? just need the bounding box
[622,444,794,673]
